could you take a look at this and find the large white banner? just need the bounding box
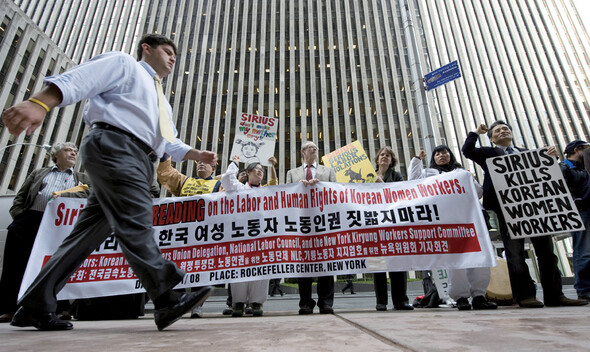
[486,147,584,239]
[21,170,496,300]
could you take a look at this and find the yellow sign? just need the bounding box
[322,141,377,183]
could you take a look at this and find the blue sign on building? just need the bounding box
[424,60,462,91]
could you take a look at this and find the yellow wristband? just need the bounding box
[28,98,50,112]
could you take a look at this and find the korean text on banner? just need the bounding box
[21,170,495,300]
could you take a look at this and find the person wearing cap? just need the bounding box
[559,139,590,301]
[462,120,587,308]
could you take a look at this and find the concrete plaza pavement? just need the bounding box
[1,286,589,352]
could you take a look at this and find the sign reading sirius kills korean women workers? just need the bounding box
[486,147,584,239]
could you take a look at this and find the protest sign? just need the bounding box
[21,170,495,300]
[229,112,278,166]
[486,147,584,239]
[322,140,377,183]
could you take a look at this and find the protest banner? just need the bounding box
[21,170,495,300]
[229,112,278,166]
[322,140,377,183]
[486,147,584,239]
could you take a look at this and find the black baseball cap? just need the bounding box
[564,139,590,154]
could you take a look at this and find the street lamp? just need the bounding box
[0,143,52,153]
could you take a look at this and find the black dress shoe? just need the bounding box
[222,305,233,315]
[154,286,213,331]
[455,297,471,311]
[11,307,73,331]
[393,303,414,311]
[298,306,314,315]
[375,304,387,311]
[319,306,334,314]
[545,296,589,307]
[472,296,497,310]
[0,313,14,323]
[518,297,544,308]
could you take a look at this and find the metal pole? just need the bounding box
[401,0,436,156]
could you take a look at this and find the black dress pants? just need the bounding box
[374,271,409,306]
[0,210,44,314]
[18,128,184,312]
[298,276,334,308]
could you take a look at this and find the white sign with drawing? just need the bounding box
[229,113,278,166]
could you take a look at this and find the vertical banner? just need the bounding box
[322,140,377,183]
[485,147,584,239]
[229,113,278,166]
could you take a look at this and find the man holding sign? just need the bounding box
[462,121,587,308]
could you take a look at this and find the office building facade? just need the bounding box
[0,0,589,194]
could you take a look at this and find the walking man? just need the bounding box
[2,33,217,331]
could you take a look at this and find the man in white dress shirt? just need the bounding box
[286,141,337,314]
[2,34,216,331]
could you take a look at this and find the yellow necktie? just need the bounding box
[154,76,175,142]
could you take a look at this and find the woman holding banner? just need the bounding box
[372,147,414,311]
[221,155,278,317]
[409,145,497,310]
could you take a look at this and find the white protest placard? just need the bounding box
[21,170,495,300]
[229,113,278,166]
[486,147,584,239]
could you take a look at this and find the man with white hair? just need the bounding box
[286,141,337,314]
[0,142,91,323]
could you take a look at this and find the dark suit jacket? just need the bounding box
[382,168,403,183]
[10,166,92,219]
[461,131,526,210]
[286,164,336,183]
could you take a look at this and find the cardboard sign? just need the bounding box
[322,141,377,183]
[486,148,584,239]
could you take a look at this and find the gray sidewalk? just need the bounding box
[1,287,589,352]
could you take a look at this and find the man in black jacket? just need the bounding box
[462,121,586,308]
[559,139,590,301]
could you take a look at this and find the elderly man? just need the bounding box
[286,141,336,314]
[462,121,587,308]
[0,142,91,323]
[2,33,217,331]
[559,140,590,301]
